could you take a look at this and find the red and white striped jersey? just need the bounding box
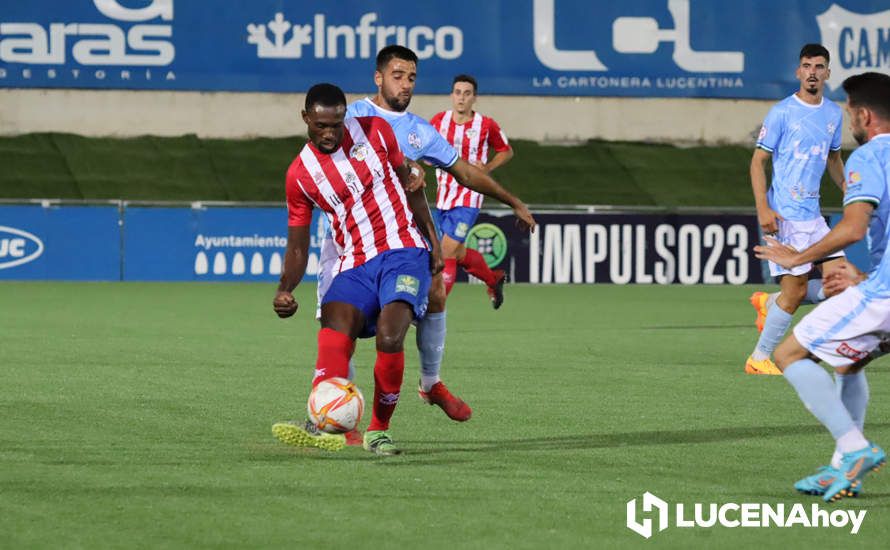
[286,116,427,273]
[429,110,511,210]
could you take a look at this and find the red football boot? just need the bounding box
[418,381,472,422]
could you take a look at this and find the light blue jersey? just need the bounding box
[347,98,458,168]
[844,134,890,299]
[756,94,843,221]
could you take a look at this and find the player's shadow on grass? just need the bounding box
[401,422,890,455]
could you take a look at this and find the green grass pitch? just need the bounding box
[2,282,888,548]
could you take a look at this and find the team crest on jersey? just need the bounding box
[465,128,478,139]
[407,132,423,150]
[349,142,370,161]
[395,274,420,296]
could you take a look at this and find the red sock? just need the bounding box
[367,350,404,431]
[459,248,497,286]
[312,328,353,386]
[442,258,458,295]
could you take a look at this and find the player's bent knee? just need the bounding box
[376,331,406,353]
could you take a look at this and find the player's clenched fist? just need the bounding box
[273,291,298,318]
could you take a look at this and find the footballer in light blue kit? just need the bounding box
[745,44,847,376]
[755,72,890,503]
[316,45,536,425]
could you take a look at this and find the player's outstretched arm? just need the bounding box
[750,147,781,234]
[273,225,311,318]
[396,162,443,275]
[754,201,873,269]
[445,158,536,232]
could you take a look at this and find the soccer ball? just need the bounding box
[307,377,364,433]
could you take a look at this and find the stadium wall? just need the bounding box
[0,89,856,146]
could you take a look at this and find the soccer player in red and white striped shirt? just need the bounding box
[429,75,515,307]
[272,83,443,456]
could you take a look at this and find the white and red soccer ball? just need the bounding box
[307,377,364,433]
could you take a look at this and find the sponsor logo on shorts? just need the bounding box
[465,223,508,267]
[455,222,469,238]
[395,274,420,296]
[836,342,868,362]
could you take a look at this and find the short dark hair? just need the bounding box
[799,43,830,63]
[376,45,418,71]
[452,74,478,94]
[843,72,890,120]
[304,83,346,112]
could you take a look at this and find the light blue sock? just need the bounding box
[417,311,447,391]
[784,359,857,439]
[752,303,793,360]
[836,371,868,431]
[347,359,355,381]
[804,279,826,304]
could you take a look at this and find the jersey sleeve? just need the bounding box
[346,99,371,119]
[843,149,883,208]
[830,110,843,151]
[372,117,405,168]
[487,118,511,152]
[420,123,458,168]
[286,165,313,227]
[756,105,784,153]
[428,111,444,130]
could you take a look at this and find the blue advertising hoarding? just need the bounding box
[1,1,888,98]
[0,204,120,280]
[123,206,324,281]
[0,203,873,283]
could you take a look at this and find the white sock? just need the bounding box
[831,448,843,469]
[752,349,770,361]
[836,429,869,454]
[420,375,440,392]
